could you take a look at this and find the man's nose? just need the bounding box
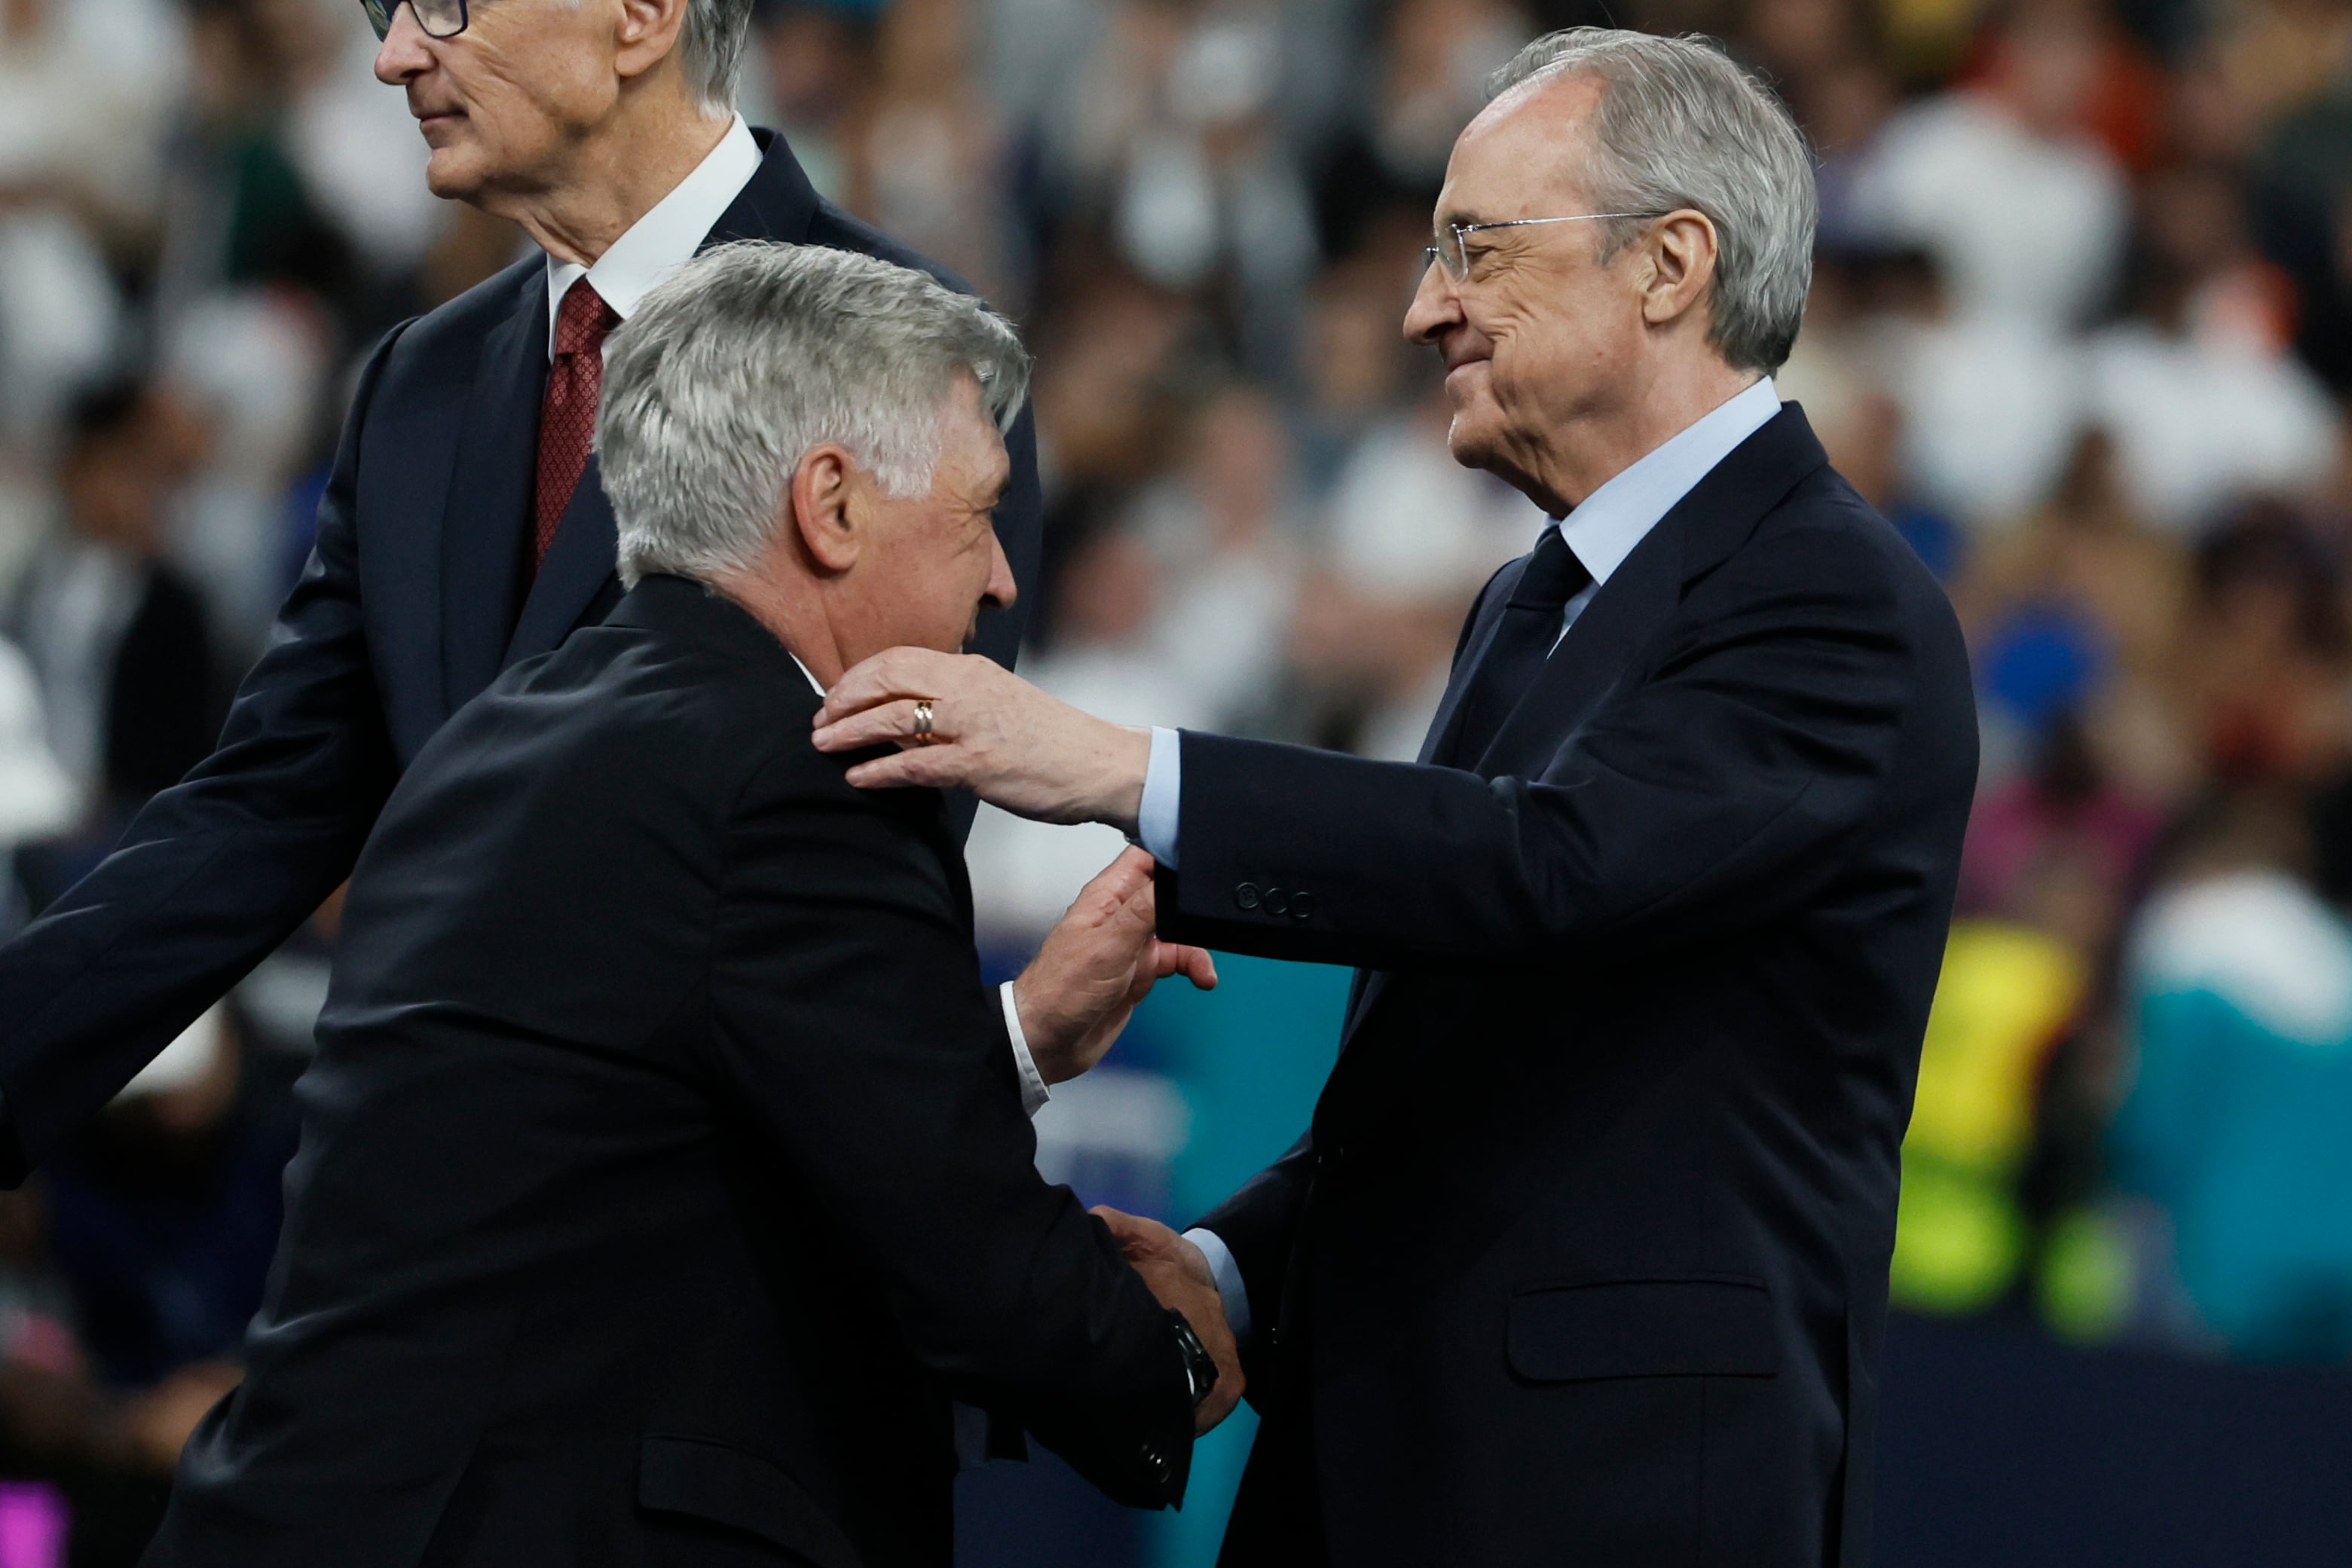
[981,530,1017,612]
[374,3,434,85]
[1402,261,1461,347]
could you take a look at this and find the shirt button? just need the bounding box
[1289,891,1314,920]
[1264,888,1289,916]
[1234,882,1261,911]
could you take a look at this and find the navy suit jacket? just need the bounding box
[1164,408,1977,1568]
[0,131,1042,1181]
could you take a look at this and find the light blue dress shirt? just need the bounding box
[1165,376,1784,1342]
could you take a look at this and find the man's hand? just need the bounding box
[125,1360,242,1472]
[1093,1204,1243,1435]
[1014,848,1216,1084]
[811,648,1152,832]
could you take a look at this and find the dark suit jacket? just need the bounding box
[1162,407,1977,1568]
[145,576,1191,1568]
[0,130,1042,1182]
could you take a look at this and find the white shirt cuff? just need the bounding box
[1000,980,1051,1117]
[1136,726,1182,869]
[1182,1226,1251,1346]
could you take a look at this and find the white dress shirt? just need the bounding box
[542,114,764,359]
[1164,375,1783,1342]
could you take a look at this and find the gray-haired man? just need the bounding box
[0,0,1047,1190]
[811,30,1977,1566]
[144,243,1237,1568]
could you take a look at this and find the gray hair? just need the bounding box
[1489,29,1816,371]
[598,241,1031,589]
[678,0,755,114]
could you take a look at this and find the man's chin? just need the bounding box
[1445,413,1503,474]
[421,145,485,203]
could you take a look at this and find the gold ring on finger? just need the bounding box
[913,699,937,745]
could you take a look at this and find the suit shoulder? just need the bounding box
[1742,466,1956,620]
[723,695,958,869]
[804,200,987,303]
[377,253,540,384]
[444,618,788,803]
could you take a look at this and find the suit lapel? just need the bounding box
[705,128,821,249]
[439,274,546,717]
[1472,511,1684,778]
[1321,404,1832,1103]
[1417,555,1528,768]
[1329,544,1678,1060]
[1316,555,1530,1049]
[504,452,617,667]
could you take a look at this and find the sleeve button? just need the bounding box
[1263,888,1289,916]
[1289,891,1314,920]
[1234,882,1261,911]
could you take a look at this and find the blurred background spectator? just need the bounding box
[5,0,2352,1563]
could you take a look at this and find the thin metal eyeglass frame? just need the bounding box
[362,0,471,41]
[1422,212,1665,281]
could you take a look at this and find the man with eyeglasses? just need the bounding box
[0,5,1076,1185]
[804,28,1979,1568]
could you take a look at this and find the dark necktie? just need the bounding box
[533,278,621,570]
[1445,525,1592,766]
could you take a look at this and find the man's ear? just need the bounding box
[789,445,861,574]
[1639,209,1721,329]
[614,0,692,83]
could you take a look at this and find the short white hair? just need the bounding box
[677,0,754,114]
[1490,29,1817,371]
[598,242,1030,590]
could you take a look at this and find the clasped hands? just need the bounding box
[998,845,1243,1432]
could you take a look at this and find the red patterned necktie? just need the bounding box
[533,277,622,570]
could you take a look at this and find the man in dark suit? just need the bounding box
[809,29,1978,1567]
[147,242,1240,1568]
[0,0,1045,1183]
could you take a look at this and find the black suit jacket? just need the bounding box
[0,130,1041,1181]
[145,577,1191,1568]
[1163,407,1977,1567]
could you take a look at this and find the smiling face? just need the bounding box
[836,376,1018,664]
[1402,72,1659,511]
[374,0,628,205]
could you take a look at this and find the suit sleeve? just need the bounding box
[706,766,1194,1508]
[1191,1129,1317,1408]
[0,325,412,1181]
[1160,524,1938,970]
[1176,561,1515,1373]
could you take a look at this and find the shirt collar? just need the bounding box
[786,651,824,696]
[1555,376,1782,588]
[544,114,764,359]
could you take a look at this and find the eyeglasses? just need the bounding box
[361,0,471,41]
[1423,213,1664,282]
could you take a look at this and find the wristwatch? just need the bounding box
[1168,1310,1219,1408]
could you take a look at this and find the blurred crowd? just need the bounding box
[6,0,2352,1555]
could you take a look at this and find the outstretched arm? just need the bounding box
[705,772,1231,1505]
[811,524,1947,972]
[0,324,414,1180]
